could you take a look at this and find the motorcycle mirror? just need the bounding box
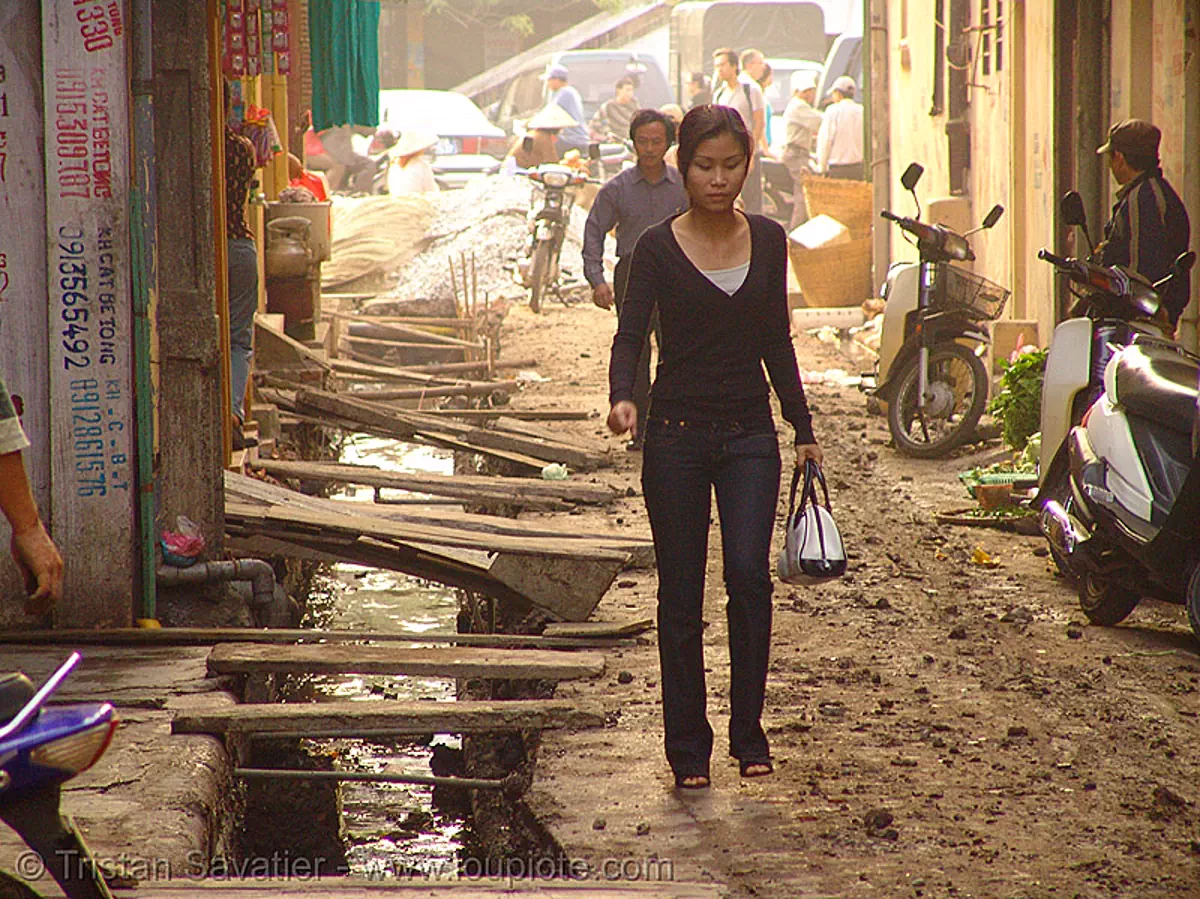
[900,163,924,192]
[982,204,1004,229]
[1060,191,1087,227]
[587,142,602,161]
[1060,190,1095,253]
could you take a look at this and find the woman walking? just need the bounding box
[607,105,821,789]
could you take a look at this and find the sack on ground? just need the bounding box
[777,461,847,584]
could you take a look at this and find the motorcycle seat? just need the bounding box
[1113,343,1200,434]
[0,672,35,726]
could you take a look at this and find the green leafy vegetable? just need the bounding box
[987,348,1048,452]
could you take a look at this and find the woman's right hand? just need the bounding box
[607,401,638,438]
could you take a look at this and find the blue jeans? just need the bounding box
[641,417,781,775]
[227,238,258,422]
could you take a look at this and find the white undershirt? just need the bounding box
[700,261,750,295]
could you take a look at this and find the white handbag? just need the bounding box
[777,461,847,585]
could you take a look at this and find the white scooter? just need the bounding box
[865,162,1007,457]
[1034,190,1200,632]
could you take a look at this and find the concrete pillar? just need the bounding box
[152,0,225,559]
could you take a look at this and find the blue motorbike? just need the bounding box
[1,653,118,898]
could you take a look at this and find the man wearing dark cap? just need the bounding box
[1096,119,1191,325]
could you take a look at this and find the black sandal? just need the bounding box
[739,758,774,778]
[673,771,711,790]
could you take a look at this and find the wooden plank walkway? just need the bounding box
[224,473,627,622]
[171,699,606,738]
[110,882,725,897]
[0,627,630,651]
[229,471,648,567]
[207,644,606,680]
[252,458,619,507]
[296,388,609,472]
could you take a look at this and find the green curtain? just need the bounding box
[308,0,381,131]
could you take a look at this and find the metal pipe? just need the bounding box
[156,559,276,608]
[235,767,512,792]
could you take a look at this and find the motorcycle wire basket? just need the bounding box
[931,266,1010,321]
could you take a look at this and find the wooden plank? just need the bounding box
[111,880,724,896]
[329,357,514,386]
[224,475,621,621]
[207,643,606,680]
[465,427,607,472]
[43,2,136,627]
[225,501,630,563]
[347,381,520,400]
[370,508,655,569]
[396,357,537,376]
[294,389,548,472]
[343,335,473,355]
[249,459,619,504]
[488,553,620,623]
[543,619,656,638]
[422,409,592,422]
[170,698,606,737]
[0,2,50,612]
[345,320,485,349]
[0,627,630,650]
[323,310,479,329]
[253,314,331,372]
[493,416,600,451]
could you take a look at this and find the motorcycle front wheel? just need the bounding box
[529,240,551,314]
[887,342,988,458]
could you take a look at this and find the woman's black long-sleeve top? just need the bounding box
[609,212,816,446]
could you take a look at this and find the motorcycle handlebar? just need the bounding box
[879,210,905,224]
[1037,248,1071,267]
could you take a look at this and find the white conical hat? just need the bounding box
[526,104,579,131]
[391,130,439,157]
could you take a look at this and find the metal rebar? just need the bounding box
[235,767,509,791]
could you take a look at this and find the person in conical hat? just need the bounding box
[505,106,578,170]
[525,103,580,131]
[387,130,439,194]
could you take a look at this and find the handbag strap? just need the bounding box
[787,461,834,526]
[805,459,833,512]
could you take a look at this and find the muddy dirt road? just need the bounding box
[494,297,1200,898]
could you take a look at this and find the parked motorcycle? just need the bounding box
[1032,191,1199,632]
[1,653,118,898]
[587,137,634,182]
[866,162,1007,457]
[522,161,590,313]
[761,157,797,227]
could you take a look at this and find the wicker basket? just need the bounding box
[802,176,874,239]
[789,236,874,308]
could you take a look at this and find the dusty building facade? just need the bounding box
[877,0,1200,350]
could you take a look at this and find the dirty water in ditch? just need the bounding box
[298,434,472,879]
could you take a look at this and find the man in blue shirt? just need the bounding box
[1096,119,1192,326]
[542,63,589,155]
[583,109,688,448]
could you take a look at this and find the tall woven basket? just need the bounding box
[789,237,874,308]
[801,176,874,238]
[790,175,874,307]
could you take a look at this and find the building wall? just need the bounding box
[887,0,1056,341]
[1015,0,1056,332]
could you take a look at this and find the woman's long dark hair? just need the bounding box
[675,105,752,181]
